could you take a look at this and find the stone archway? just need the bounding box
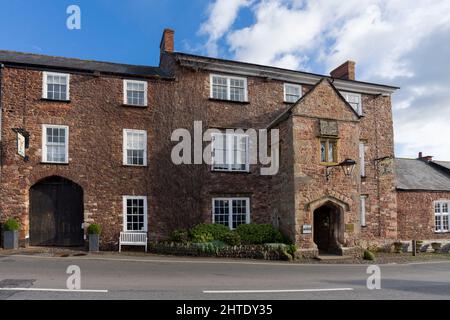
[29,176,84,246]
[313,201,344,254]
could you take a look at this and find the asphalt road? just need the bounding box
[0,253,450,300]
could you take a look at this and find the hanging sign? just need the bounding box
[17,131,26,158]
[13,128,30,160]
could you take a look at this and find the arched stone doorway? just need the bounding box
[313,202,344,254]
[29,176,84,246]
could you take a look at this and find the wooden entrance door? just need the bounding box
[30,176,84,246]
[314,207,331,252]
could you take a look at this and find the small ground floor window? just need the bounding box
[123,196,148,232]
[212,197,250,229]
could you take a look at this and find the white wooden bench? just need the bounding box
[119,232,147,252]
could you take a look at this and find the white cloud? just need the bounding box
[198,0,450,160]
[199,0,253,56]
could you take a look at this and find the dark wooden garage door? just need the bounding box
[30,176,84,246]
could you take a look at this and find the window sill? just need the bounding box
[209,98,250,104]
[320,162,339,166]
[41,98,71,103]
[123,164,148,168]
[211,169,251,174]
[122,104,148,108]
[41,161,69,165]
[283,101,298,105]
[435,231,449,234]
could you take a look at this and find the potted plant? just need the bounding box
[393,241,403,253]
[87,224,101,252]
[431,242,442,253]
[2,218,20,250]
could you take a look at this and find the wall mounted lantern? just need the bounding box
[326,158,356,181]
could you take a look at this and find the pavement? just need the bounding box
[1,252,450,300]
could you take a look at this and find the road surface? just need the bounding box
[0,253,450,300]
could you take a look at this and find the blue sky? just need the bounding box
[0,0,207,65]
[1,0,449,160]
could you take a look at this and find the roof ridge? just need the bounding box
[0,49,159,69]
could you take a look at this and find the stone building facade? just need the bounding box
[395,156,450,242]
[0,28,421,255]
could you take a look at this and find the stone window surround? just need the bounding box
[360,195,367,227]
[123,79,148,107]
[340,91,362,116]
[210,73,248,102]
[434,200,449,233]
[283,83,302,103]
[122,195,148,232]
[123,129,148,166]
[211,132,250,173]
[212,197,251,230]
[41,124,69,164]
[42,71,70,101]
[319,138,338,165]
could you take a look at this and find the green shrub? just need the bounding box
[87,224,101,235]
[221,231,241,246]
[189,224,230,243]
[363,250,375,261]
[236,224,284,245]
[287,244,298,257]
[431,242,442,253]
[3,218,20,231]
[192,242,218,254]
[192,232,214,243]
[211,240,227,249]
[393,242,403,253]
[170,229,189,243]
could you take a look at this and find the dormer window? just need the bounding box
[210,74,248,102]
[341,91,362,115]
[284,83,302,103]
[124,80,148,107]
[43,72,70,101]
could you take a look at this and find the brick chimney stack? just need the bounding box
[418,152,433,162]
[160,28,174,55]
[330,60,356,80]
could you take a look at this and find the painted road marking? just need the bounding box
[203,288,354,294]
[0,287,108,293]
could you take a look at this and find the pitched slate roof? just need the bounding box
[0,50,171,78]
[395,158,450,191]
[434,161,450,170]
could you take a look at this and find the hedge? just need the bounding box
[149,242,293,261]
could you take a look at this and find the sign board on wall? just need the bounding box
[302,224,312,234]
[12,128,30,161]
[17,131,26,158]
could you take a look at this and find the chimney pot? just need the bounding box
[330,60,356,80]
